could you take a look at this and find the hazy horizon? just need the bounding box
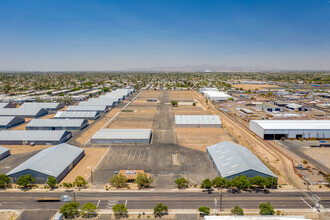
[1,0,329,71]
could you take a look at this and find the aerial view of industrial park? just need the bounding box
[0,1,329,220]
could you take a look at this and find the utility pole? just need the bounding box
[219,188,223,211]
[90,170,94,185]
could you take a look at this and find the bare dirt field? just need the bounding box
[0,211,19,220]
[172,106,210,115]
[169,90,196,101]
[107,120,154,129]
[60,147,108,183]
[176,128,235,151]
[73,108,121,146]
[231,84,283,91]
[119,111,156,118]
[3,145,52,154]
[304,148,330,168]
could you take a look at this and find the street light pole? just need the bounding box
[219,188,222,211]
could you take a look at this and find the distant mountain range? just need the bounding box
[122,64,281,72]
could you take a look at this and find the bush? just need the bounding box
[231,206,244,215]
[153,203,168,217]
[112,204,128,217]
[0,174,10,188]
[171,100,178,107]
[17,174,35,188]
[259,202,275,215]
[201,179,213,189]
[135,173,153,188]
[74,176,88,189]
[109,174,128,188]
[46,176,57,189]
[60,201,80,218]
[175,178,189,189]
[198,206,210,215]
[81,202,97,218]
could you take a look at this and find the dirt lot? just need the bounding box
[0,211,20,220]
[172,106,210,115]
[176,128,236,151]
[169,90,196,101]
[305,147,330,169]
[3,145,51,154]
[60,147,108,183]
[107,120,154,129]
[231,84,283,91]
[72,108,122,146]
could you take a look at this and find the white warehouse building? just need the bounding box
[249,120,330,140]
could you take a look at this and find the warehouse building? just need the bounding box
[255,104,282,112]
[175,115,222,128]
[7,143,84,183]
[66,105,108,113]
[54,111,100,120]
[249,120,330,140]
[0,116,25,129]
[0,130,72,145]
[285,103,308,111]
[207,141,276,179]
[91,129,152,144]
[0,146,10,160]
[0,108,48,118]
[20,102,64,111]
[26,119,88,130]
[202,90,234,101]
[79,99,118,107]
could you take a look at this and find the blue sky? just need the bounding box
[0,0,329,71]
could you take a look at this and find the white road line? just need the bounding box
[300,197,313,209]
[125,200,128,207]
[96,200,101,208]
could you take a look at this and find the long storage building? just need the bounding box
[66,105,108,113]
[91,129,152,144]
[249,120,330,140]
[20,102,64,111]
[54,111,100,120]
[0,116,25,129]
[0,146,10,160]
[0,130,72,145]
[175,115,222,128]
[7,143,84,183]
[26,119,88,130]
[0,108,48,118]
[207,141,276,179]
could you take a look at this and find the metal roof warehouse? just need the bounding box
[0,108,48,118]
[249,120,330,140]
[0,130,72,145]
[91,129,152,144]
[207,141,276,179]
[0,146,10,160]
[175,115,222,128]
[26,119,88,130]
[66,105,108,113]
[54,111,100,120]
[20,102,64,111]
[0,116,25,129]
[7,143,84,183]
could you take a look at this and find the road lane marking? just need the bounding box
[300,197,313,209]
[96,200,101,208]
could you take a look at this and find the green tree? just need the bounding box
[153,203,168,217]
[81,202,98,218]
[259,202,275,215]
[62,182,73,189]
[235,175,250,190]
[74,176,88,189]
[60,201,80,218]
[112,204,128,217]
[249,176,266,188]
[264,177,277,188]
[109,174,128,188]
[135,173,153,188]
[102,87,109,92]
[16,174,35,188]
[170,100,178,107]
[213,177,226,189]
[175,177,189,189]
[231,206,244,215]
[201,179,213,189]
[46,176,57,189]
[0,174,10,188]
[198,206,210,215]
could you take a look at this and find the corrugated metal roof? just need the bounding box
[0,130,70,141]
[175,115,221,125]
[92,129,151,140]
[203,91,232,98]
[79,99,117,106]
[207,141,276,178]
[27,119,86,127]
[66,105,108,112]
[0,108,47,117]
[0,103,10,108]
[286,103,303,109]
[251,120,330,130]
[7,143,84,177]
[20,102,62,109]
[0,146,10,155]
[0,116,19,126]
[54,111,98,118]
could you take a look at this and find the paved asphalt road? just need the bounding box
[0,191,329,210]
